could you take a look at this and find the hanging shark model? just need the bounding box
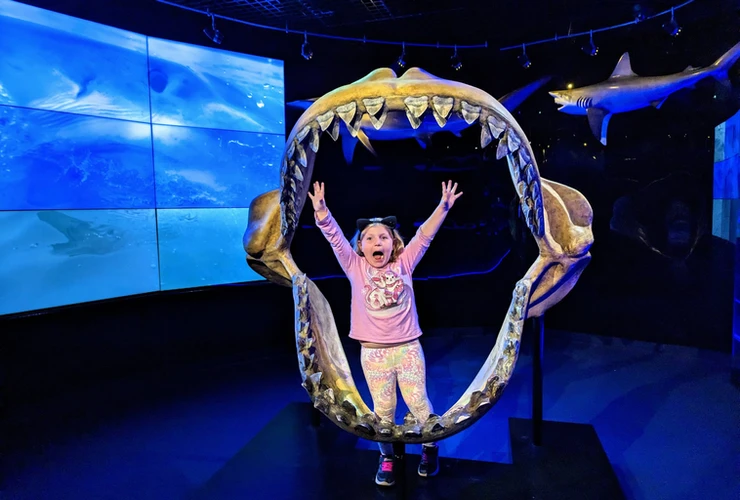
[548,41,740,145]
[287,76,551,164]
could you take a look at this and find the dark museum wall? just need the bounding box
[3,0,740,404]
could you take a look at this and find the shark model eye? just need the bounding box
[243,67,594,444]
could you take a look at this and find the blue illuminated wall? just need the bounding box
[0,0,285,315]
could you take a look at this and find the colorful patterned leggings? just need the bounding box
[360,339,436,455]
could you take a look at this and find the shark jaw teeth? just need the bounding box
[293,271,531,443]
[279,95,543,239]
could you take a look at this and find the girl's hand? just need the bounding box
[308,181,328,215]
[440,180,463,211]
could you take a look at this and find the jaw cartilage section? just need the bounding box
[245,67,594,444]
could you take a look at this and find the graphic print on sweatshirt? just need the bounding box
[362,262,410,313]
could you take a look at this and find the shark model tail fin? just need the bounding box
[710,41,740,84]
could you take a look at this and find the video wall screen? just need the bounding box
[0,0,285,315]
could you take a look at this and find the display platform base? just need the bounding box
[190,402,624,500]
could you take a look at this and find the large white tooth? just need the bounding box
[496,131,510,159]
[295,143,307,168]
[507,131,522,153]
[525,164,536,184]
[316,110,334,131]
[406,110,421,129]
[535,206,545,237]
[369,108,388,129]
[329,119,340,141]
[287,140,296,159]
[480,119,493,148]
[461,101,481,124]
[487,116,506,139]
[292,161,304,181]
[309,127,320,153]
[362,97,385,116]
[505,154,518,183]
[432,96,453,127]
[336,102,357,127]
[516,180,527,197]
[517,148,531,168]
[347,113,362,138]
[296,125,310,143]
[530,179,542,206]
[404,96,429,118]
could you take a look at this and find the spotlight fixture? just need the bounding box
[301,32,313,60]
[396,42,406,69]
[663,7,682,37]
[203,10,223,44]
[581,30,598,56]
[518,44,531,69]
[450,45,462,71]
[633,4,647,23]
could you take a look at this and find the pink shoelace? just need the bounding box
[381,461,393,472]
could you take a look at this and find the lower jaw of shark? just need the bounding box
[243,67,594,444]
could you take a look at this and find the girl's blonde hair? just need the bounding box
[350,223,405,262]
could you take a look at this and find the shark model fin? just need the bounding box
[609,53,637,79]
[287,97,318,110]
[498,76,552,112]
[587,108,612,146]
[356,129,377,157]
[341,129,377,164]
[341,132,359,164]
[415,135,432,150]
[709,41,740,88]
[651,97,669,109]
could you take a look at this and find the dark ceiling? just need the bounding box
[160,0,737,48]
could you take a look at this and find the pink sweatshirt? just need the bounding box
[316,210,434,344]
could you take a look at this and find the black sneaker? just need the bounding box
[375,455,395,486]
[418,444,439,477]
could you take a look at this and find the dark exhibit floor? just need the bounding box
[4,330,739,500]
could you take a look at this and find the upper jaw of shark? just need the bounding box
[278,67,542,242]
[243,67,594,444]
[548,91,570,109]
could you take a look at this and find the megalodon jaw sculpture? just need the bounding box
[243,67,594,444]
[286,75,552,165]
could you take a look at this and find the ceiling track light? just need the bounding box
[203,9,223,44]
[518,44,531,68]
[450,45,462,71]
[663,7,682,37]
[301,31,313,60]
[582,30,598,56]
[396,42,406,69]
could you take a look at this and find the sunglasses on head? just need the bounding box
[356,216,397,233]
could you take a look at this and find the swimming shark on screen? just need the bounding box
[287,76,552,164]
[37,210,125,257]
[548,41,740,145]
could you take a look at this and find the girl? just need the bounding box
[308,180,463,487]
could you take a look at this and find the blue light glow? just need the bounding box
[0,0,150,122]
[0,209,159,315]
[0,106,156,210]
[147,37,285,133]
[0,0,284,315]
[152,125,283,208]
[158,208,260,290]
